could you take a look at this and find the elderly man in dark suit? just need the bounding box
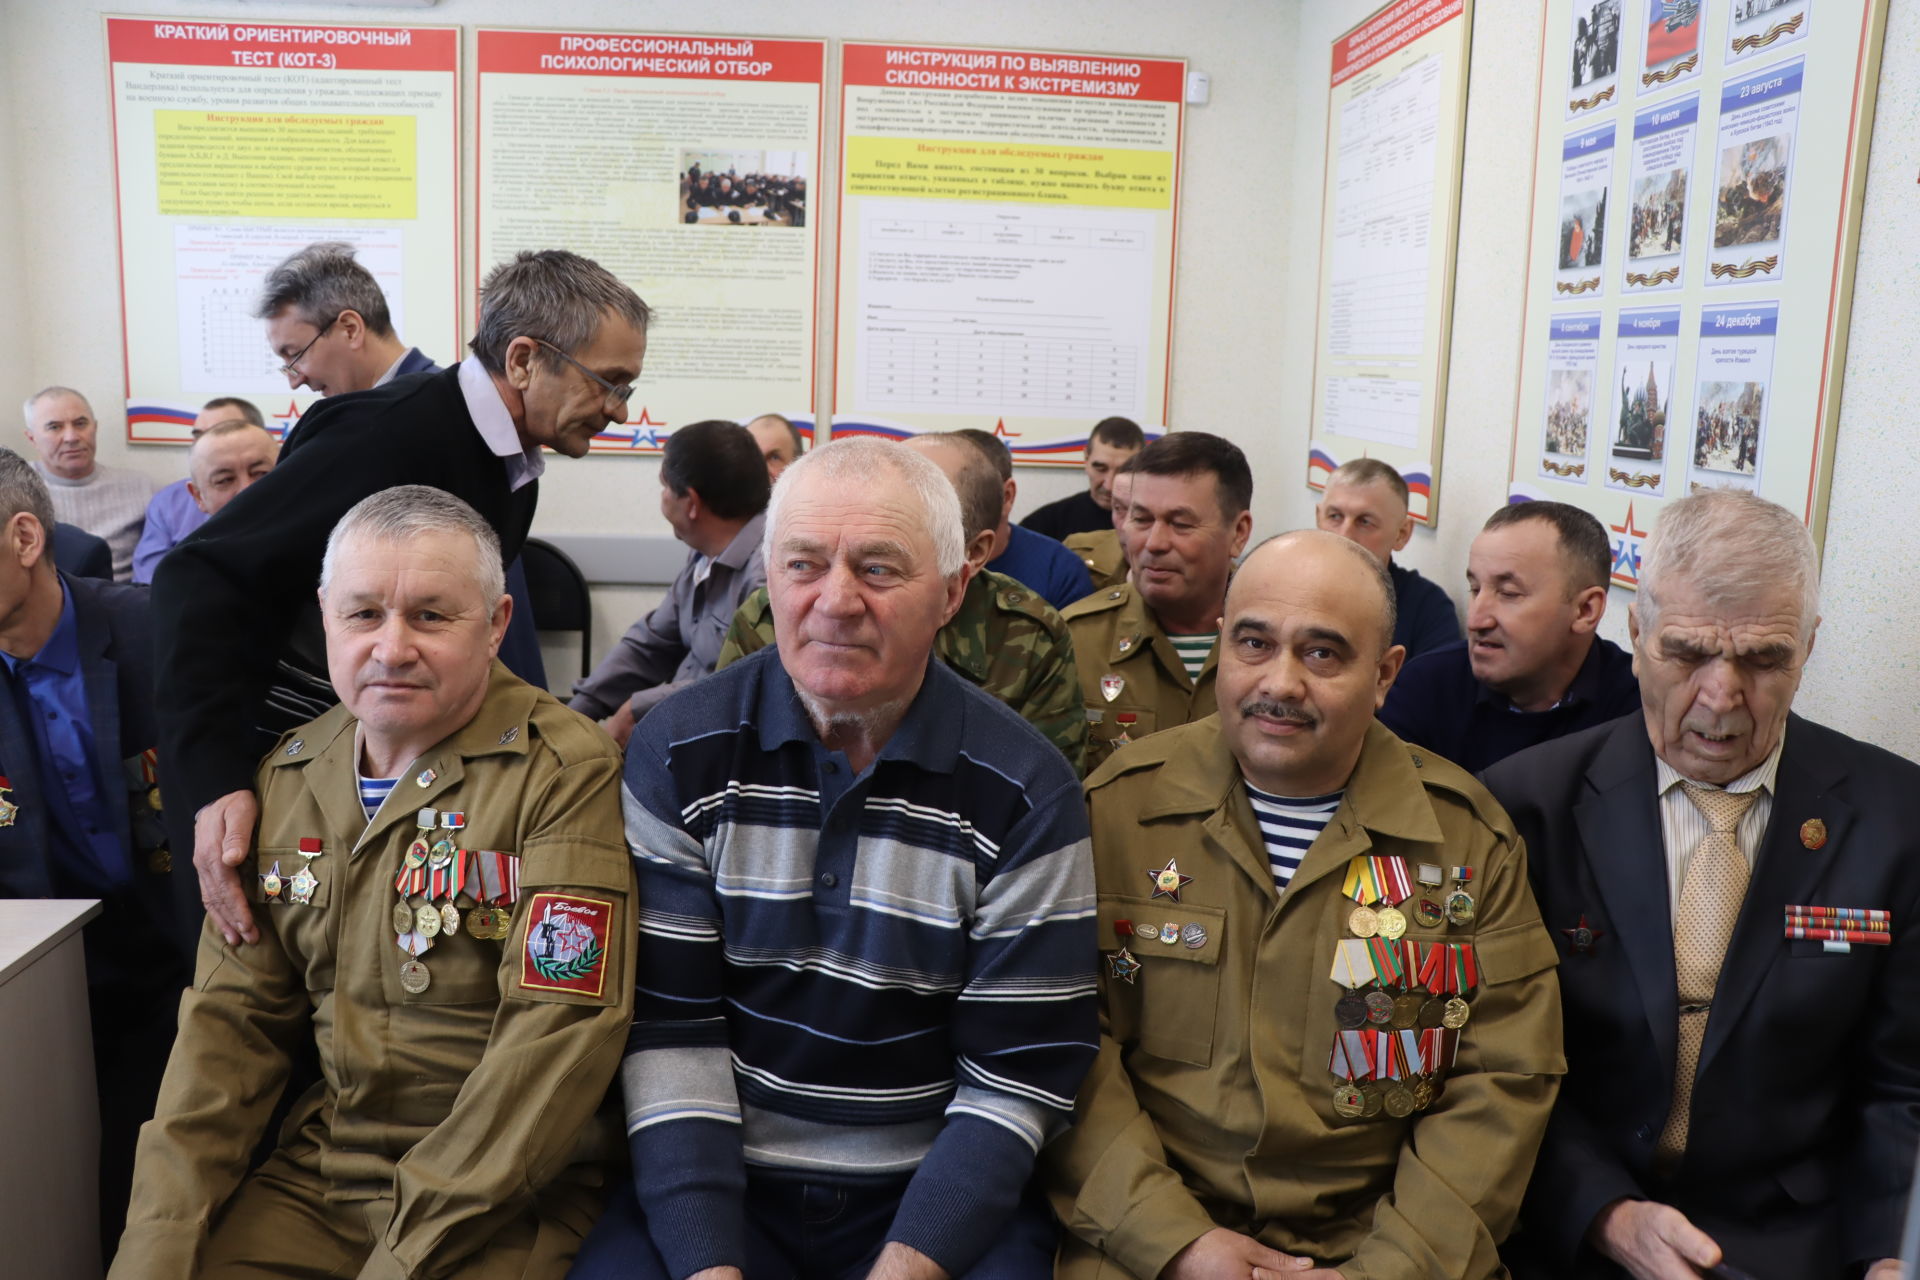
[153,249,650,954]
[0,448,185,1259]
[1485,490,1915,1280]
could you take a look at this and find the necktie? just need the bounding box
[1656,781,1760,1163]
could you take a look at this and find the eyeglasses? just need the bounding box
[278,314,339,377]
[535,339,636,409]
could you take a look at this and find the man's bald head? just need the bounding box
[1229,530,1398,658]
[903,434,1003,544]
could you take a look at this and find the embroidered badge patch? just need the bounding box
[520,892,614,997]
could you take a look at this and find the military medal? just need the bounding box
[1562,913,1605,953]
[1112,713,1137,747]
[1415,898,1445,927]
[289,865,318,906]
[1107,947,1142,984]
[1332,1083,1367,1118]
[399,956,431,994]
[1330,939,1372,1028]
[1390,992,1424,1030]
[1442,997,1471,1029]
[393,900,417,935]
[416,902,442,939]
[1347,905,1380,938]
[1800,818,1827,850]
[1148,858,1193,902]
[1334,993,1370,1028]
[1375,906,1408,941]
[415,767,437,789]
[260,860,284,901]
[1099,674,1125,703]
[1444,865,1476,926]
[466,906,497,937]
[0,776,19,828]
[1328,1029,1373,1117]
[1381,1081,1415,1118]
[1413,864,1445,927]
[1363,990,1395,1024]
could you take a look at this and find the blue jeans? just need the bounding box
[568,1168,1056,1280]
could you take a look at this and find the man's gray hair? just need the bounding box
[254,242,394,336]
[21,386,91,428]
[766,438,967,579]
[320,486,505,603]
[1638,489,1820,640]
[468,250,652,375]
[0,447,55,536]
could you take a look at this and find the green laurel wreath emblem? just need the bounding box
[533,938,603,982]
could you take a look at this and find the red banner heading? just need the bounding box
[842,43,1183,102]
[107,17,455,73]
[1331,0,1464,86]
[478,30,824,83]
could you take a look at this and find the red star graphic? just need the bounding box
[630,407,666,428]
[1562,913,1606,953]
[1608,503,1648,539]
[1148,858,1193,902]
[992,417,1022,438]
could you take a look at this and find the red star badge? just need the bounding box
[1562,913,1605,954]
[1148,858,1193,902]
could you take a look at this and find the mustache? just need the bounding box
[1239,699,1316,727]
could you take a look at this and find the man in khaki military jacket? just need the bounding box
[1063,433,1251,773]
[114,486,634,1280]
[1045,530,1564,1280]
[1064,462,1137,593]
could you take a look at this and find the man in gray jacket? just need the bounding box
[570,419,769,746]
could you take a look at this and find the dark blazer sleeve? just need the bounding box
[151,386,448,818]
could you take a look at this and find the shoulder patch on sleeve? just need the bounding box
[512,891,619,1002]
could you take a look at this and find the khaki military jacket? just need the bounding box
[1043,717,1564,1280]
[1062,582,1219,774]
[116,663,635,1280]
[715,567,1088,774]
[1064,528,1126,593]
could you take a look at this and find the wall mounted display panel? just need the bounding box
[106,17,460,444]
[476,29,825,453]
[1509,0,1888,586]
[832,42,1184,465]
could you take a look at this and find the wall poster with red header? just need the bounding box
[476,29,825,453]
[831,43,1185,466]
[106,16,460,443]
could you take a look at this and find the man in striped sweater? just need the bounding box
[571,438,1099,1280]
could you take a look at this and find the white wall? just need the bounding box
[0,0,1295,541]
[4,0,1917,753]
[1279,0,1920,759]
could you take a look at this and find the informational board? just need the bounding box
[106,17,460,443]
[1305,0,1474,525]
[1509,0,1888,586]
[476,29,825,454]
[831,42,1184,466]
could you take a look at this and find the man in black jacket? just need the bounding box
[0,449,183,1257]
[1485,491,1914,1280]
[153,249,650,950]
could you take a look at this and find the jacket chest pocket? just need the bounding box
[1098,895,1226,1068]
[249,849,336,988]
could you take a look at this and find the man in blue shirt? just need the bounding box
[132,396,265,585]
[1315,457,1462,660]
[0,448,184,1259]
[1379,500,1639,773]
[954,428,1094,610]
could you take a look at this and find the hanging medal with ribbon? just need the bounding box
[1362,936,1404,1025]
[1328,1028,1379,1118]
[1445,865,1477,926]
[1342,855,1384,937]
[396,809,435,898]
[1330,938,1373,1028]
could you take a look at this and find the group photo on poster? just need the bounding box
[1607,306,1683,494]
[1729,0,1813,59]
[1625,94,1698,292]
[1690,302,1778,490]
[1568,0,1623,116]
[1556,123,1614,297]
[679,149,808,227]
[1710,56,1803,286]
[1541,312,1603,479]
[1641,0,1706,88]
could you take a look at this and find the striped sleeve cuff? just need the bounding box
[886,1113,1036,1276]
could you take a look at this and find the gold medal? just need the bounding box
[260,861,284,901]
[416,902,442,938]
[405,839,429,870]
[466,905,495,937]
[399,959,431,994]
[1376,906,1408,941]
[1389,992,1424,1030]
[1381,1082,1415,1118]
[1348,905,1380,938]
[1410,1076,1436,1110]
[1331,1083,1367,1118]
[393,900,416,934]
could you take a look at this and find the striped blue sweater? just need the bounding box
[621,649,1098,1278]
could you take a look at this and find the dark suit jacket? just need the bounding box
[0,575,187,966]
[52,522,113,581]
[1484,714,1920,1279]
[151,365,539,836]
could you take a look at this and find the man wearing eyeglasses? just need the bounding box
[259,242,437,400]
[152,249,651,954]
